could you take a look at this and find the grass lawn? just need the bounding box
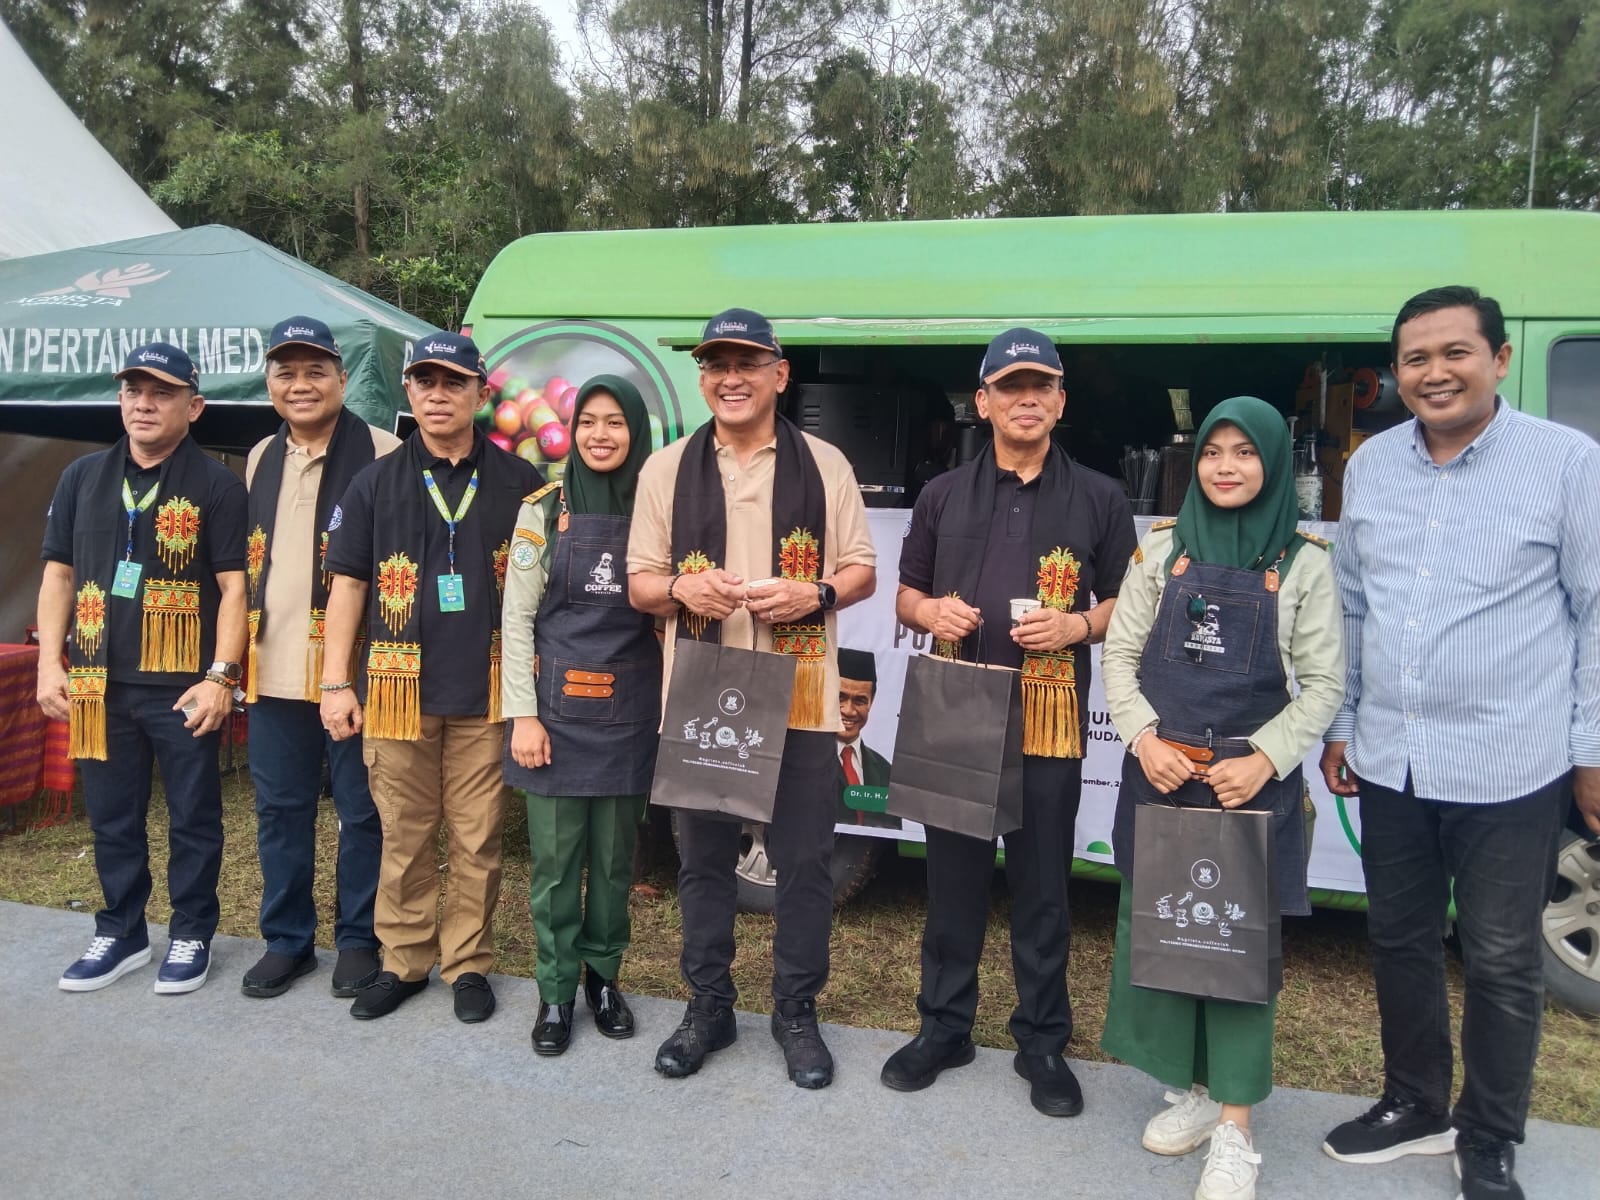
[2,767,1596,1128]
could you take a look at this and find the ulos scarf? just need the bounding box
[359,432,522,739]
[931,443,1089,758]
[668,415,830,728]
[68,435,216,759]
[1167,395,1304,576]
[245,406,377,702]
[562,375,652,518]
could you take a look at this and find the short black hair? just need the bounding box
[1391,285,1507,361]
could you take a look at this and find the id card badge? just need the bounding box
[437,573,466,613]
[112,560,144,599]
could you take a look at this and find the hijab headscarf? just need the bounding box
[1168,395,1303,574]
[562,374,653,517]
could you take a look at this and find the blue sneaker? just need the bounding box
[59,935,152,992]
[154,939,211,994]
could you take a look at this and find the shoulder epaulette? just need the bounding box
[522,482,559,505]
[1296,530,1331,549]
[1150,518,1178,531]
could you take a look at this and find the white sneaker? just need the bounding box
[1143,1085,1224,1155]
[1196,1121,1261,1200]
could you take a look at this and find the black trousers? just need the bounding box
[917,756,1083,1055]
[676,730,836,1006]
[77,682,224,943]
[1359,772,1567,1143]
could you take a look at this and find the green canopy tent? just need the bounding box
[0,225,432,451]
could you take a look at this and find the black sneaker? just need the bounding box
[1013,1052,1084,1117]
[1455,1130,1524,1200]
[770,998,833,1090]
[654,994,737,1078]
[241,950,316,998]
[1322,1094,1457,1164]
[880,1034,976,1092]
[331,947,381,998]
[451,972,496,1024]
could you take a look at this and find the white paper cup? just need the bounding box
[1010,598,1042,625]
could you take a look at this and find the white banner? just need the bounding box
[835,510,1366,896]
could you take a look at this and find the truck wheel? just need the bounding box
[669,813,884,913]
[1541,830,1600,1016]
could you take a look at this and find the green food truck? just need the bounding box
[461,209,1600,1014]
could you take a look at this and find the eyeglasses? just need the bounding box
[697,357,782,380]
[1185,593,1207,662]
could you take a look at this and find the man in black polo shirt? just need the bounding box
[38,342,247,995]
[319,331,541,1023]
[881,329,1136,1116]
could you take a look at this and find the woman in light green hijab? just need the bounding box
[1099,396,1346,1200]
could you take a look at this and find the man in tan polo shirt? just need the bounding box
[241,316,400,999]
[628,307,876,1089]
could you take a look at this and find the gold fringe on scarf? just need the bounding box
[67,668,108,761]
[139,580,201,673]
[487,629,503,724]
[365,640,421,741]
[303,608,327,703]
[934,592,964,660]
[1021,652,1083,758]
[773,623,827,728]
[245,608,261,704]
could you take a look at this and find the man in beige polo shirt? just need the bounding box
[241,316,400,999]
[628,307,876,1089]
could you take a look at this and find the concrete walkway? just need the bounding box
[3,900,1595,1200]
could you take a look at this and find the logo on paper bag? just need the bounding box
[680,709,766,772]
[1156,890,1246,941]
[1191,858,1220,889]
[717,688,746,716]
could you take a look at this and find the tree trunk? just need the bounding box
[736,0,754,125]
[344,0,371,258]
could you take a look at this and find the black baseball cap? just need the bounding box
[979,327,1064,385]
[405,331,487,381]
[691,308,781,357]
[267,315,342,362]
[114,342,199,389]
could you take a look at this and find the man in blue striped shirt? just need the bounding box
[1318,286,1600,1200]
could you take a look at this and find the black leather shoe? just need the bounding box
[654,994,736,1078]
[584,966,635,1039]
[240,950,316,998]
[880,1033,977,1092]
[532,1000,575,1055]
[331,947,381,998]
[1013,1052,1084,1117]
[349,971,427,1020]
[452,972,496,1024]
[770,998,833,1089]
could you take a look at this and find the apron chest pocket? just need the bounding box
[1161,588,1262,676]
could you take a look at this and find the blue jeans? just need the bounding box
[247,696,381,955]
[77,682,224,942]
[1359,772,1567,1143]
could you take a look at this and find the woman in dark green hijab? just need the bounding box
[1098,396,1346,1199]
[499,373,663,1057]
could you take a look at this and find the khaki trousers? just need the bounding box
[365,715,507,983]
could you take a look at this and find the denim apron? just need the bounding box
[1111,553,1310,916]
[502,508,661,797]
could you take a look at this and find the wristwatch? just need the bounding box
[207,660,242,685]
[815,581,837,612]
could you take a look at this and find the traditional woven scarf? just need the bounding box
[668,415,830,728]
[358,432,520,740]
[931,443,1089,758]
[245,405,377,702]
[67,435,215,760]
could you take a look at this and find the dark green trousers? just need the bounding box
[1100,878,1278,1106]
[523,791,644,1004]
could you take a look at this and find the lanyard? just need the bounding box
[120,477,159,561]
[421,468,479,574]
